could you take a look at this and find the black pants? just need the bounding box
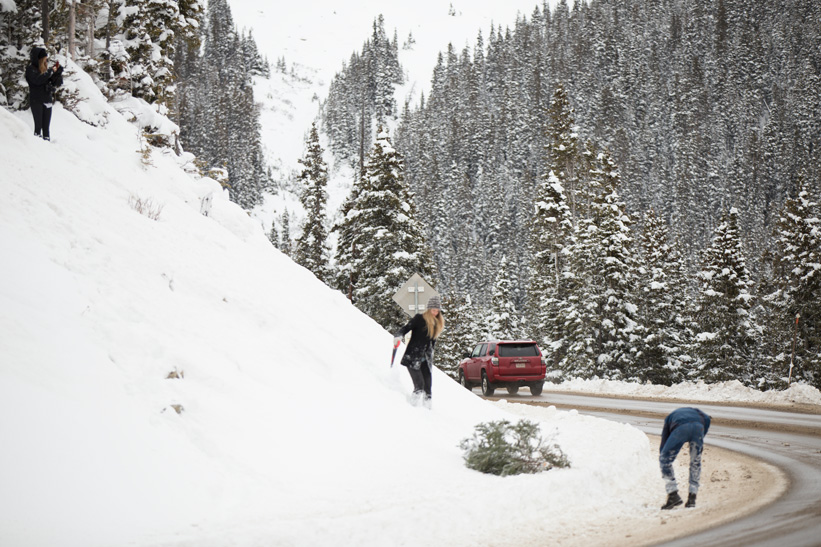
[31,102,53,139]
[407,361,432,398]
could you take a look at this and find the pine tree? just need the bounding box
[268,220,280,249]
[439,293,482,380]
[338,127,435,331]
[563,149,641,380]
[280,210,293,257]
[545,84,582,219]
[120,0,202,105]
[760,178,821,388]
[0,0,43,108]
[333,173,364,302]
[242,29,268,77]
[528,169,574,360]
[294,123,331,283]
[636,209,692,385]
[487,256,522,340]
[693,208,759,385]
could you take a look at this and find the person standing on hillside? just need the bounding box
[660,407,712,509]
[26,47,63,141]
[394,296,445,408]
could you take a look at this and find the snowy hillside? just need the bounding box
[0,61,666,547]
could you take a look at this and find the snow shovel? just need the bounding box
[390,339,401,368]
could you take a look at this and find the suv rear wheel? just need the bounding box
[459,371,471,390]
[481,371,495,396]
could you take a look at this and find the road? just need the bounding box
[502,392,821,547]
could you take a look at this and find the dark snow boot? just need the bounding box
[686,493,696,508]
[661,491,683,510]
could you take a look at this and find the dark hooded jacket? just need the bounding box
[26,47,63,105]
[395,314,437,370]
[660,407,711,449]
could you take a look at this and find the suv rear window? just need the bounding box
[498,343,539,357]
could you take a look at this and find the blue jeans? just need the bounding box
[660,422,704,494]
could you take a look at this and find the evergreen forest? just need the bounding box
[322,0,821,388]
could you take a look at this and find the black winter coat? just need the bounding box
[26,47,63,105]
[395,314,437,370]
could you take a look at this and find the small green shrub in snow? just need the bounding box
[459,419,570,476]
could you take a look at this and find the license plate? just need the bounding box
[515,363,526,368]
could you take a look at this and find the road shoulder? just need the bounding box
[573,436,788,547]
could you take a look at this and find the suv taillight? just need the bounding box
[491,357,499,366]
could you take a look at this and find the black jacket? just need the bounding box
[395,314,437,369]
[26,47,63,105]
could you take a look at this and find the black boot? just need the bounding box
[686,493,696,508]
[661,491,683,510]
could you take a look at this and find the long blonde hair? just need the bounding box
[422,309,445,339]
[39,55,48,74]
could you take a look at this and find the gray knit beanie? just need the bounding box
[426,296,441,310]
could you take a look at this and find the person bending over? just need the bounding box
[660,407,711,509]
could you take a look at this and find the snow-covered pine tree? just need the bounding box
[439,293,482,380]
[294,123,331,283]
[0,0,45,108]
[529,87,586,374]
[241,29,268,77]
[369,14,402,124]
[280,210,292,257]
[528,168,574,360]
[563,149,641,380]
[268,220,280,250]
[486,255,522,340]
[760,178,821,388]
[545,84,582,220]
[636,209,692,385]
[121,0,202,106]
[332,171,364,302]
[692,208,760,385]
[341,127,435,331]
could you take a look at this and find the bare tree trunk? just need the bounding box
[41,0,49,43]
[87,5,95,57]
[68,1,76,59]
[103,0,112,80]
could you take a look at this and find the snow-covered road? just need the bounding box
[499,391,821,547]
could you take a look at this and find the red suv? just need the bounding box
[458,340,546,396]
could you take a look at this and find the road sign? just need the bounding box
[392,273,440,317]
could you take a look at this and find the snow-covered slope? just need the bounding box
[0,63,663,547]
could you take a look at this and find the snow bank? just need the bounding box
[549,378,821,406]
